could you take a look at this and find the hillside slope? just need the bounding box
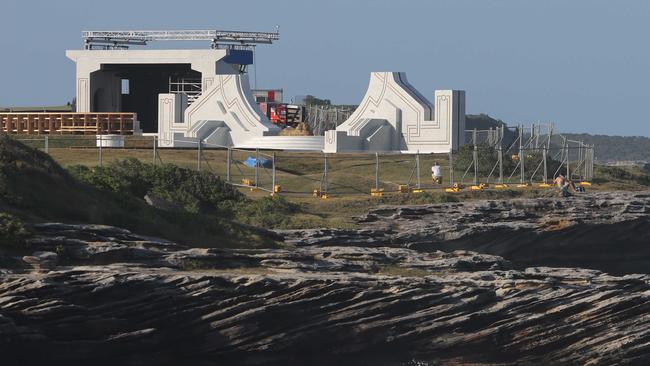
[560,133,650,163]
[0,134,278,249]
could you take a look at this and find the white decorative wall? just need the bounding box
[324,72,465,153]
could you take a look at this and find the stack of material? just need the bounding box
[278,122,312,136]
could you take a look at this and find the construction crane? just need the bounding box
[83,27,280,50]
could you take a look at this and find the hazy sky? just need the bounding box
[1,0,649,136]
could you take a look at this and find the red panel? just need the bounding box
[268,91,275,102]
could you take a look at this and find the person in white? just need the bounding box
[431,162,443,184]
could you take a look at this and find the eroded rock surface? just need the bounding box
[0,223,649,365]
[278,191,650,275]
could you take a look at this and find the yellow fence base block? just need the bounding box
[370,188,385,197]
[273,185,282,193]
[516,183,531,188]
[538,183,552,188]
[494,184,509,189]
[242,178,254,187]
[411,188,424,193]
[470,185,483,191]
[579,181,592,186]
[399,185,410,193]
[321,194,329,200]
[445,188,460,193]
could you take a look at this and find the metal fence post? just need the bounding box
[543,145,548,183]
[588,145,594,181]
[473,144,478,185]
[98,134,103,167]
[565,143,570,180]
[44,136,49,154]
[583,143,588,181]
[197,140,202,172]
[226,147,232,183]
[152,135,157,165]
[255,148,260,188]
[520,148,525,184]
[448,148,454,187]
[498,145,503,184]
[518,125,524,183]
[375,152,380,191]
[272,152,276,193]
[416,150,421,189]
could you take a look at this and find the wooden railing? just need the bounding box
[0,113,139,135]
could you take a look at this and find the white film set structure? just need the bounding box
[65,29,466,153]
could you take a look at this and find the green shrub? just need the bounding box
[69,158,305,229]
[69,158,244,216]
[0,212,30,248]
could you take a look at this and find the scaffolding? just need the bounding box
[168,77,202,106]
[83,28,280,50]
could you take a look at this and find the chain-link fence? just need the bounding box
[10,134,595,197]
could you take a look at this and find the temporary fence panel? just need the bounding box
[8,131,594,196]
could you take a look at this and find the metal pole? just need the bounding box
[272,152,276,193]
[98,134,103,167]
[152,135,157,165]
[449,149,454,187]
[565,143,570,180]
[590,145,594,181]
[448,148,454,186]
[44,135,49,154]
[583,142,588,181]
[416,150,421,189]
[226,147,232,183]
[375,152,379,191]
[197,140,202,172]
[255,148,260,188]
[323,154,329,194]
[498,145,503,184]
[518,125,524,183]
[473,144,478,185]
[543,145,548,183]
[521,148,525,184]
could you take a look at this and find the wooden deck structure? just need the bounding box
[0,113,138,135]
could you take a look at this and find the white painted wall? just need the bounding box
[324,72,465,153]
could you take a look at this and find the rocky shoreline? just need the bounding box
[278,191,650,275]
[1,191,650,365]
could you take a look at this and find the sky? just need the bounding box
[1,0,649,136]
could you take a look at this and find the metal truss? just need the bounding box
[83,28,280,49]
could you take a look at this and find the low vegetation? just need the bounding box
[3,132,650,244]
[0,135,283,249]
[592,165,650,190]
[68,158,303,229]
[0,212,30,248]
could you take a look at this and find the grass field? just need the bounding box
[11,134,650,229]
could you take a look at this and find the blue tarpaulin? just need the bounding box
[243,156,271,168]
